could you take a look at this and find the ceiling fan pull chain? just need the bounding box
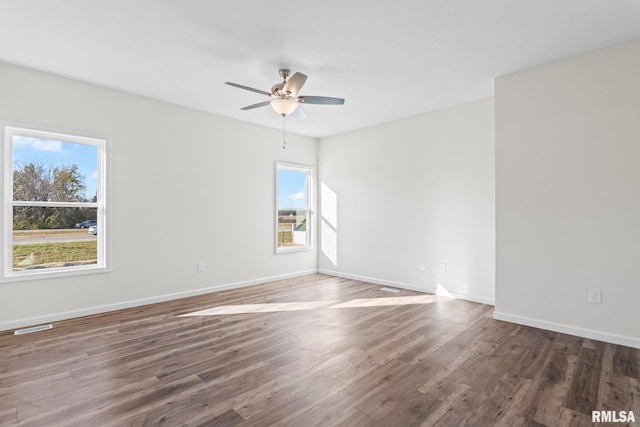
[282,114,286,149]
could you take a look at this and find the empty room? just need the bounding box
[1,1,639,426]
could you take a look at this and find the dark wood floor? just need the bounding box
[1,274,638,426]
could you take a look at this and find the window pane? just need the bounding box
[277,209,308,248]
[277,169,307,209]
[13,206,96,230]
[12,136,98,202]
[12,206,98,271]
[276,163,312,253]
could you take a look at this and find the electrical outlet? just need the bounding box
[197,262,205,273]
[419,263,426,271]
[589,289,602,304]
[440,263,447,273]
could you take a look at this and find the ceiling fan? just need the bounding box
[225,69,345,118]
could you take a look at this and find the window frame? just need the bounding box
[275,162,314,254]
[1,122,110,282]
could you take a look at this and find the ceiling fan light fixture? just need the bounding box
[270,99,298,116]
[227,70,344,118]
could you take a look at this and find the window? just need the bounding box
[1,124,109,281]
[276,162,313,253]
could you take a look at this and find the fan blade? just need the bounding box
[297,96,345,105]
[283,72,307,96]
[241,101,271,110]
[225,82,271,97]
[291,105,307,119]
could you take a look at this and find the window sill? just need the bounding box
[276,246,314,254]
[1,265,110,283]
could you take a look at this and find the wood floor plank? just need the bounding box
[565,343,604,415]
[280,388,367,427]
[600,371,640,414]
[355,362,443,420]
[373,389,442,426]
[0,404,17,425]
[556,407,594,427]
[1,273,638,426]
[194,409,245,427]
[490,374,535,426]
[230,349,361,420]
[332,408,379,427]
[613,344,640,379]
[530,351,578,425]
[418,382,473,426]
[235,374,346,426]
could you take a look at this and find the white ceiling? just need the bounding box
[1,1,639,138]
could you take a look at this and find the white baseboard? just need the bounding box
[493,311,640,349]
[0,269,318,332]
[319,269,495,306]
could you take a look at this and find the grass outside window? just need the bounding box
[13,241,97,270]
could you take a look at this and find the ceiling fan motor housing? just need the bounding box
[273,69,292,97]
[271,82,286,96]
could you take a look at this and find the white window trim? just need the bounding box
[1,122,111,283]
[275,162,314,254]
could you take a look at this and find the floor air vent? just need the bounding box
[14,324,53,335]
[380,287,400,293]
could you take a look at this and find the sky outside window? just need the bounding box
[278,169,307,209]
[12,136,98,200]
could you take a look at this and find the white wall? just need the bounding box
[495,39,640,347]
[318,98,495,304]
[0,62,317,330]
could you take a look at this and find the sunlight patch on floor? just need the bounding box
[178,294,436,317]
[178,300,338,316]
[329,294,436,309]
